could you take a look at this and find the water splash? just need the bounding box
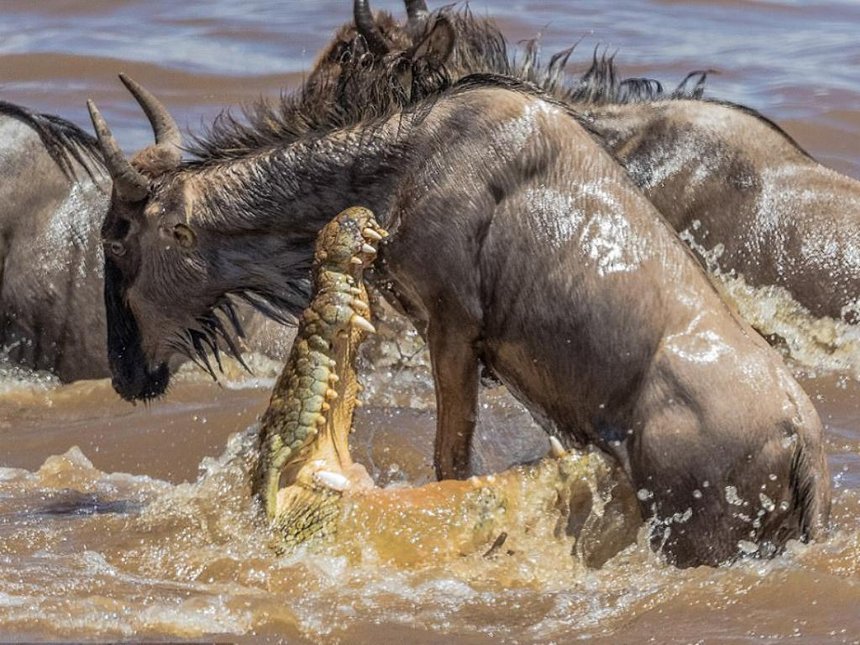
[680,224,860,379]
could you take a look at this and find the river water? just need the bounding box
[1,0,859,642]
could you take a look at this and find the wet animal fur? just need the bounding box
[95,53,830,566]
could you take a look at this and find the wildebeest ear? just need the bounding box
[410,15,455,67]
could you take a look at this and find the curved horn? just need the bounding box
[405,0,428,21]
[86,99,149,202]
[353,0,389,55]
[118,73,182,151]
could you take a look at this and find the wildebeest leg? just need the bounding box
[428,323,480,480]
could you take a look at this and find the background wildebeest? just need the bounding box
[340,0,859,325]
[0,102,110,380]
[87,30,829,568]
[0,98,291,384]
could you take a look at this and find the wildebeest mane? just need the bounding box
[185,25,451,166]
[444,9,810,156]
[0,100,105,181]
[186,5,810,165]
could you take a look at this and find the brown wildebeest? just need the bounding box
[0,99,291,383]
[337,0,859,325]
[86,49,830,566]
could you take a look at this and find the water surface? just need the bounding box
[1,1,858,642]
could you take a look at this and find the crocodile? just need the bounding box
[253,206,640,567]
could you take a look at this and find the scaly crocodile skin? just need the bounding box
[255,206,383,531]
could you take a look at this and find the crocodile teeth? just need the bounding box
[314,470,350,492]
[315,414,327,426]
[321,401,330,412]
[350,314,376,334]
[351,298,370,313]
[329,373,340,383]
[325,388,339,400]
[363,228,384,241]
[548,436,567,459]
[350,257,363,265]
[361,243,377,255]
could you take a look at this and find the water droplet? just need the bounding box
[724,485,744,506]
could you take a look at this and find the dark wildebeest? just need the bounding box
[0,98,290,384]
[0,102,111,380]
[87,36,829,566]
[339,0,859,325]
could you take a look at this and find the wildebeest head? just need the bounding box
[87,4,457,403]
[87,77,258,401]
[305,0,454,101]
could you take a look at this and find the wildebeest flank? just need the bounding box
[0,102,110,380]
[87,51,829,566]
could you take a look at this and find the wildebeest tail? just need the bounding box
[789,439,830,542]
[0,100,105,180]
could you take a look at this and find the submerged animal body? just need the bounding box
[256,205,640,566]
[89,61,829,566]
[0,102,110,380]
[334,0,859,324]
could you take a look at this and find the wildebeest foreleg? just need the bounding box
[429,324,480,480]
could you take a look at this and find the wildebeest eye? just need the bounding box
[107,240,126,257]
[172,223,197,249]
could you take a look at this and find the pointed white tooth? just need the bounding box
[314,470,350,492]
[351,298,369,312]
[361,243,376,255]
[350,257,363,265]
[548,436,567,459]
[350,314,376,334]
[363,227,383,241]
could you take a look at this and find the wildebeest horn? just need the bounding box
[86,99,149,202]
[353,0,389,55]
[118,73,182,151]
[405,0,429,21]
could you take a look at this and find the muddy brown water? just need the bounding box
[1,1,859,642]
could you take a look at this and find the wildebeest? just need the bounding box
[0,98,290,383]
[0,102,110,380]
[340,0,859,325]
[87,33,830,567]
